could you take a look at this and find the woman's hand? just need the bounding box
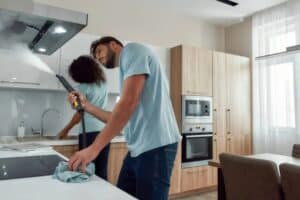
[58,129,69,139]
[68,91,89,110]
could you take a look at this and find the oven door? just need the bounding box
[182,133,213,168]
[182,96,212,124]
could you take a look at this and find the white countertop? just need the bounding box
[0,148,136,200]
[0,135,126,146]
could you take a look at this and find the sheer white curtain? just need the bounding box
[253,1,300,155]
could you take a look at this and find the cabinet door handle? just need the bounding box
[0,80,40,86]
[226,108,231,135]
[213,108,217,136]
[227,138,231,152]
[214,139,218,160]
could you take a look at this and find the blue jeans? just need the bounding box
[117,143,178,200]
[79,132,110,180]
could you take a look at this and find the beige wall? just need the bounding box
[34,0,225,50]
[225,17,252,58]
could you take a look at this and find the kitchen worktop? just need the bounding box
[0,135,126,146]
[0,148,136,200]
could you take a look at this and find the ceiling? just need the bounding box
[34,0,287,27]
[149,0,287,26]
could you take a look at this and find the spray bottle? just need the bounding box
[17,120,25,138]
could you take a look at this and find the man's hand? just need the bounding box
[68,145,99,173]
[68,91,90,110]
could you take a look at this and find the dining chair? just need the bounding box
[219,153,283,200]
[280,163,300,200]
[291,144,300,158]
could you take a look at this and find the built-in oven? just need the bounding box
[182,96,212,125]
[181,123,213,168]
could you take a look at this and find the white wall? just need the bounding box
[34,0,225,51]
[225,17,253,58]
[0,1,227,136]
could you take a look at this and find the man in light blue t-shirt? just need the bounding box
[68,37,181,200]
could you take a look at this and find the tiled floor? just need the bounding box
[174,191,217,200]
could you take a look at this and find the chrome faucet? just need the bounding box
[40,108,61,137]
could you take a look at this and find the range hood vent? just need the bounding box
[216,0,239,7]
[0,0,88,55]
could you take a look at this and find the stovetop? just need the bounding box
[0,155,65,180]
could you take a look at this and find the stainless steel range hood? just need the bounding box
[0,0,88,55]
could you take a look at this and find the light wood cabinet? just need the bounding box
[171,47,251,195]
[213,52,252,159]
[181,166,216,192]
[169,144,182,195]
[226,54,251,155]
[171,45,213,97]
[107,143,128,185]
[52,145,78,158]
[213,52,228,161]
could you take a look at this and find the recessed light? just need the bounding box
[12,77,17,80]
[38,48,47,52]
[53,26,67,34]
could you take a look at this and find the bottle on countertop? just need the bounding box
[17,121,25,138]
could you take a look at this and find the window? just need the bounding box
[268,31,296,55]
[269,62,295,128]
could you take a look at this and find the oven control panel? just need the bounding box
[182,123,213,133]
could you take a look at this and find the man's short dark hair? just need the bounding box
[68,55,106,84]
[90,36,123,58]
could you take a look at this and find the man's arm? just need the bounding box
[69,74,146,171]
[68,93,112,123]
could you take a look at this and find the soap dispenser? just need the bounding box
[17,121,25,138]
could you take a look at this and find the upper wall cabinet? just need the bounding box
[0,33,169,93]
[170,45,213,129]
[171,45,213,96]
[0,48,59,90]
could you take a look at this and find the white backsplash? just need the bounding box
[0,88,119,137]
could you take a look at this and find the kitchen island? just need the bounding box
[0,147,136,200]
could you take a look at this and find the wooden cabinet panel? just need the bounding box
[171,45,213,97]
[53,145,78,158]
[182,46,213,96]
[213,52,227,138]
[213,53,251,157]
[181,166,216,192]
[107,143,128,185]
[171,46,183,129]
[213,136,227,161]
[226,54,251,155]
[169,144,182,195]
